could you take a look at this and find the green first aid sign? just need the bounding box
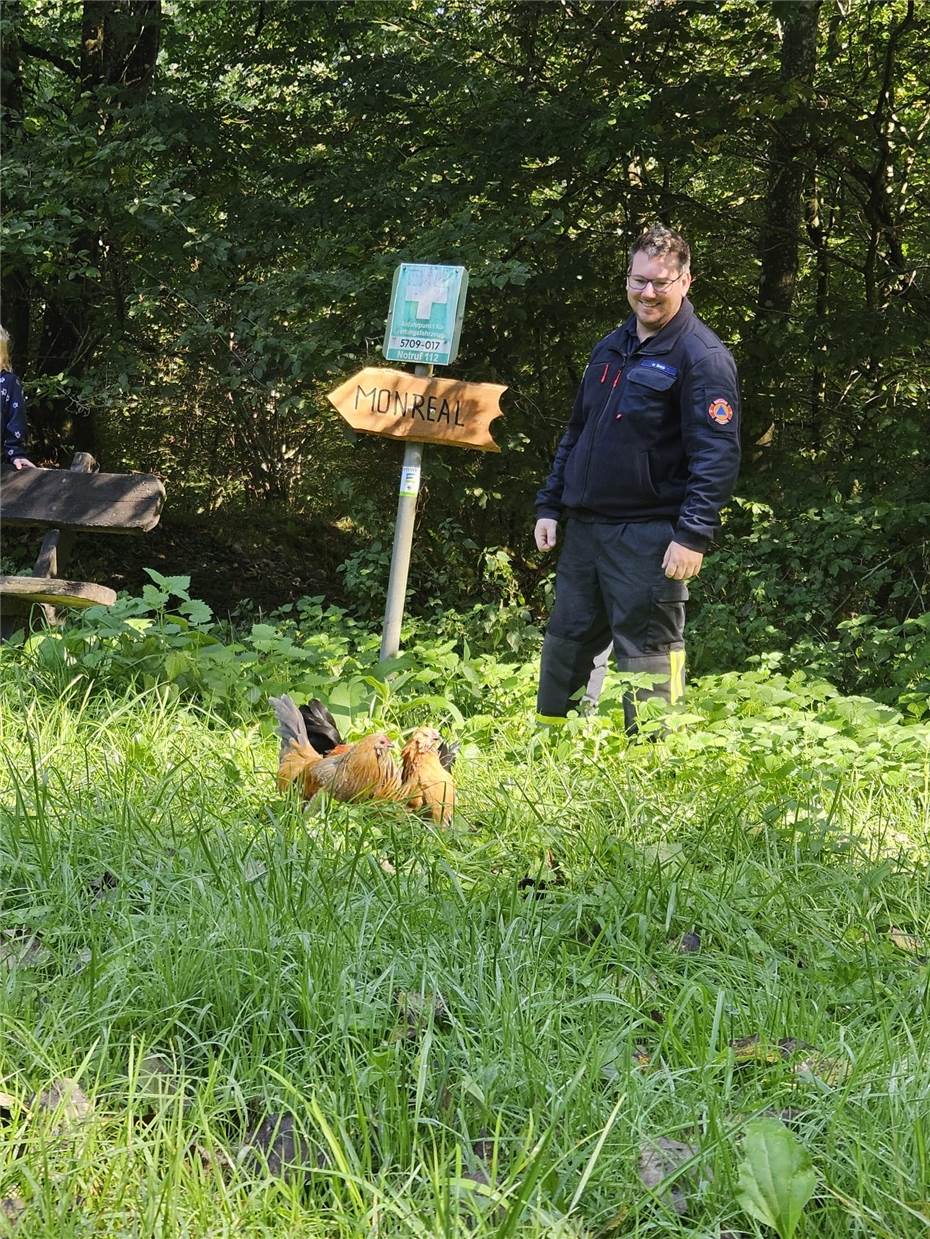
[383,263,469,366]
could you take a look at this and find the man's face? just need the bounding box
[626,250,692,337]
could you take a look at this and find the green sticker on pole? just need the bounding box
[383,263,468,366]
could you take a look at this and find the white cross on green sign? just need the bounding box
[383,263,469,366]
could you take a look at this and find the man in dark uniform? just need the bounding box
[534,225,741,729]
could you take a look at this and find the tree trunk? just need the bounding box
[81,0,160,90]
[857,0,915,314]
[743,0,821,451]
[34,2,161,460]
[0,2,32,363]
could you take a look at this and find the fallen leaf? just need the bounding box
[729,1036,816,1065]
[544,849,565,883]
[395,989,450,1031]
[887,928,927,959]
[792,1053,851,1085]
[33,1078,93,1129]
[239,1112,324,1182]
[595,1205,630,1236]
[73,947,93,972]
[378,857,397,875]
[88,871,118,899]
[633,1045,653,1070]
[638,841,687,867]
[242,860,267,884]
[517,875,551,898]
[1,1194,26,1224]
[135,1054,183,1114]
[0,928,48,971]
[189,1141,236,1178]
[0,1091,21,1117]
[638,1136,708,1216]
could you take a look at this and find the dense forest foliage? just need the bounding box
[2,0,928,682]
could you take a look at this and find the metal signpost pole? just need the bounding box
[380,362,431,660]
[374,264,471,662]
[331,264,501,661]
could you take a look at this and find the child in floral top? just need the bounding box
[1,325,35,469]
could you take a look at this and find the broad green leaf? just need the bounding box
[164,651,188,681]
[360,675,389,704]
[141,584,170,609]
[179,598,214,626]
[401,695,465,726]
[143,568,192,598]
[736,1118,816,1239]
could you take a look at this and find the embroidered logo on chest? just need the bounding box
[639,359,677,377]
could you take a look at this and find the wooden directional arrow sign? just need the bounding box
[328,367,505,452]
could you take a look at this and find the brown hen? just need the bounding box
[399,726,456,825]
[270,695,400,804]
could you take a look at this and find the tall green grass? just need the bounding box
[1,665,928,1236]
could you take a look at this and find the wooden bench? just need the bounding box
[0,452,165,637]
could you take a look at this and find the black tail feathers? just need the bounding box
[298,698,343,755]
[438,740,460,772]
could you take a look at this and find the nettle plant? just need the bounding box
[7,572,534,732]
[6,572,930,795]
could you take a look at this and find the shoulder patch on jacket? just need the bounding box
[707,397,734,426]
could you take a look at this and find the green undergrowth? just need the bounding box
[0,587,928,1236]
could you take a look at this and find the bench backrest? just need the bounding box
[0,467,165,534]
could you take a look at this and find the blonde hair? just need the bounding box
[0,325,11,373]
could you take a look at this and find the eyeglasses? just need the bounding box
[626,272,686,293]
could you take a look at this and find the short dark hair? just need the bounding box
[628,225,691,273]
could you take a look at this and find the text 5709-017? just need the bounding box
[397,339,442,350]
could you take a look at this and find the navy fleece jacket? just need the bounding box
[535,300,741,553]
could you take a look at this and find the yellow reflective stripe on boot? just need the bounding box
[668,649,686,704]
[535,713,568,726]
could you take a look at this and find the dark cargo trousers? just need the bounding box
[537,519,687,730]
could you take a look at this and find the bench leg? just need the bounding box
[0,451,96,642]
[0,601,59,640]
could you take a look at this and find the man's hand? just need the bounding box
[12,457,36,470]
[534,517,558,552]
[662,540,703,581]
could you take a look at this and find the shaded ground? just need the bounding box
[1,510,355,619]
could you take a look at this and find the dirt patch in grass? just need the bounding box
[2,510,355,619]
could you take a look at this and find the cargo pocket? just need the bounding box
[645,580,688,651]
[627,367,677,396]
[624,366,677,436]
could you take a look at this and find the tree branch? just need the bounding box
[19,39,79,79]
